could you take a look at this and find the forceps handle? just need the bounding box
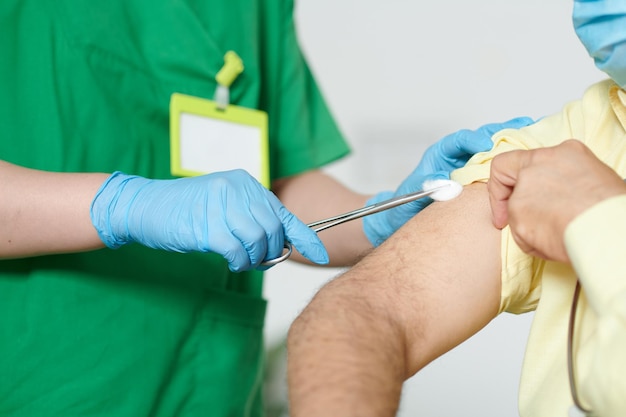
[260,185,448,267]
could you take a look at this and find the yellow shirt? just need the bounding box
[452,79,626,417]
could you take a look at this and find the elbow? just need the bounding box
[286,276,409,416]
[287,273,411,380]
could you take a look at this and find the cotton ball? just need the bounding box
[422,179,462,202]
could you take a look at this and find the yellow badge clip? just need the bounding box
[170,51,270,188]
[214,51,244,110]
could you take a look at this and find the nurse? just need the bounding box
[0,1,531,416]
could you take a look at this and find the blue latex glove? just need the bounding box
[363,117,535,246]
[90,169,329,272]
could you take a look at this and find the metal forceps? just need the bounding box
[261,183,451,267]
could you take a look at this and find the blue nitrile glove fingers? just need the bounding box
[420,116,535,170]
[363,117,535,247]
[90,170,328,272]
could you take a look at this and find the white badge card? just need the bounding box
[170,93,270,188]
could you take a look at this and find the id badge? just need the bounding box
[169,93,270,188]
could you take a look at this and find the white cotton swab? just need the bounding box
[422,179,463,201]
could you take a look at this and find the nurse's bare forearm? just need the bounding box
[273,170,373,266]
[0,160,107,258]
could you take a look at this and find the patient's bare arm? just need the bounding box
[287,183,502,416]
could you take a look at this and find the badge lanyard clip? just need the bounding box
[214,51,244,110]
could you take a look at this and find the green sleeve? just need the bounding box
[259,0,351,180]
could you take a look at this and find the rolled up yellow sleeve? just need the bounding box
[450,115,576,314]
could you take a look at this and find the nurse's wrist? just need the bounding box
[90,171,150,249]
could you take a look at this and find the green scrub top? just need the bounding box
[0,1,350,416]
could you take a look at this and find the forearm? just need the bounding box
[582,291,626,416]
[0,160,107,258]
[273,170,372,266]
[566,195,626,414]
[566,195,626,314]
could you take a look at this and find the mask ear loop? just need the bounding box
[567,280,593,416]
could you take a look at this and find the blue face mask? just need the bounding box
[573,0,626,87]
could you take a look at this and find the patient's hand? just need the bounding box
[488,139,626,263]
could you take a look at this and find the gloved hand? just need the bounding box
[90,169,329,272]
[363,116,534,246]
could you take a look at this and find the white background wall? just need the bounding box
[264,1,605,416]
